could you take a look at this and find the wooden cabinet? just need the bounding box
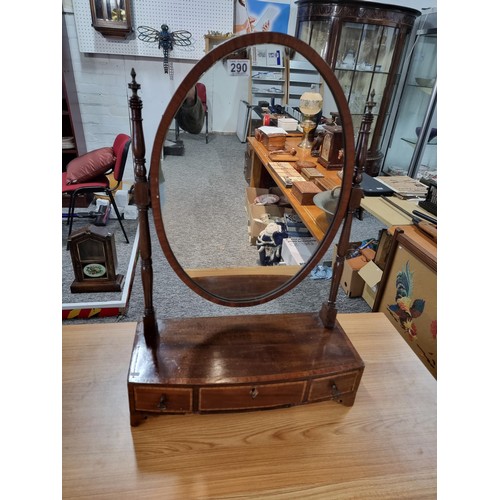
[128,315,365,425]
[295,0,421,176]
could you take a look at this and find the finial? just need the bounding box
[365,89,377,113]
[128,68,140,93]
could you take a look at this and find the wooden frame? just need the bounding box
[149,32,357,309]
[373,229,437,378]
[89,0,132,38]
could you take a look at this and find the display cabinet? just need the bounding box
[288,59,322,108]
[380,9,437,180]
[295,0,421,176]
[249,44,322,134]
[250,44,286,106]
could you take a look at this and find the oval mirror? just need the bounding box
[150,32,355,307]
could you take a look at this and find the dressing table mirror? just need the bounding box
[127,32,370,426]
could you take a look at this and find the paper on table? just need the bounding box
[257,126,288,136]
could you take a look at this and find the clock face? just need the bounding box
[83,263,107,278]
[321,133,331,161]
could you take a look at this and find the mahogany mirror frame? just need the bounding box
[148,32,356,308]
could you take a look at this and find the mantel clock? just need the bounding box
[318,120,344,170]
[68,225,123,293]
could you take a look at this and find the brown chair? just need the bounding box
[62,133,131,243]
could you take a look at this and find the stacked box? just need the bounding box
[284,212,311,237]
[281,237,316,266]
[291,181,321,205]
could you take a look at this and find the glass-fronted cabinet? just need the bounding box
[295,0,421,176]
[381,9,437,180]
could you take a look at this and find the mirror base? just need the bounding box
[128,312,364,426]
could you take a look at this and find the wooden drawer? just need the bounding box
[199,381,306,412]
[308,371,360,402]
[133,386,193,413]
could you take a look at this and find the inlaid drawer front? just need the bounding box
[308,371,360,402]
[199,381,306,411]
[134,386,193,413]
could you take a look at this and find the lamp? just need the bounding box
[298,88,323,149]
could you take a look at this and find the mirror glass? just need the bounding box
[150,35,354,306]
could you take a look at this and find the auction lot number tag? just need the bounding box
[227,59,250,76]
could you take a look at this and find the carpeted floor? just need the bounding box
[62,133,387,325]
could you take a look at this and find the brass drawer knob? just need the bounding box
[331,382,339,397]
[249,387,259,399]
[157,394,168,410]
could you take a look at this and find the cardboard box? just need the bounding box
[245,187,270,216]
[358,260,383,308]
[246,187,285,245]
[282,237,316,266]
[248,205,285,245]
[340,258,367,297]
[333,241,376,298]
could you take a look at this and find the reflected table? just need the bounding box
[247,136,342,241]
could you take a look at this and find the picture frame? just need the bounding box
[373,228,437,378]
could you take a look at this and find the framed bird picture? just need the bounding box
[373,229,437,378]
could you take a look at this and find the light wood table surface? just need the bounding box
[63,313,436,499]
[361,195,436,227]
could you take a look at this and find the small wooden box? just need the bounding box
[302,167,324,181]
[315,177,338,191]
[292,181,321,205]
[255,127,287,151]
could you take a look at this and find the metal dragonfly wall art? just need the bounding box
[137,24,193,77]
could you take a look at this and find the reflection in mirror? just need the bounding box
[155,41,347,303]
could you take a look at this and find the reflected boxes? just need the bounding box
[277,117,299,131]
[254,126,287,151]
[285,212,311,237]
[282,237,316,266]
[245,187,285,245]
[291,181,321,205]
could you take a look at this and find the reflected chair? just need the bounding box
[62,133,131,243]
[175,82,209,144]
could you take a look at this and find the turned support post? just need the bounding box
[128,68,158,347]
[320,91,377,328]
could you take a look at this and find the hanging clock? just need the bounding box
[318,121,344,170]
[68,225,123,293]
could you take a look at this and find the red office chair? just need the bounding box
[62,133,131,243]
[175,82,209,143]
